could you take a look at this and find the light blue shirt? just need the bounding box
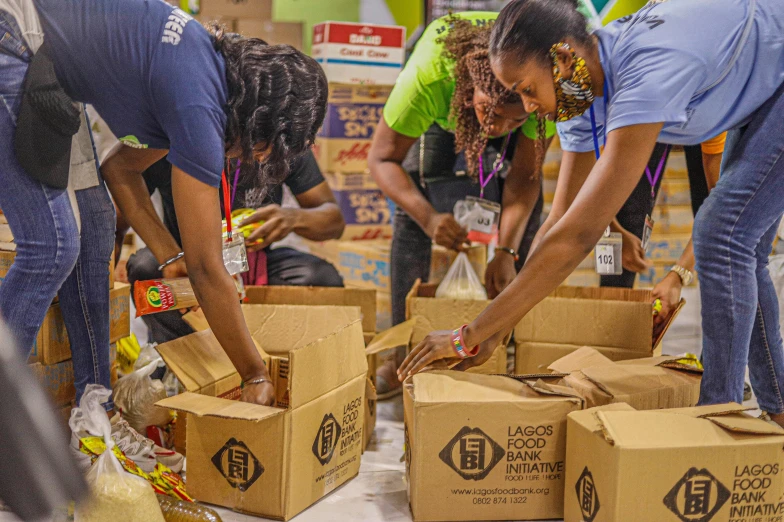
[557,0,784,153]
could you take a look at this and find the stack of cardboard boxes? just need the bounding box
[196,0,304,50]
[308,21,406,331]
[639,149,698,287]
[0,215,130,420]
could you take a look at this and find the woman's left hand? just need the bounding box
[652,271,683,329]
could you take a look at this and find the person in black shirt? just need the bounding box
[118,151,345,344]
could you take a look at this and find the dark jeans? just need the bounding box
[127,246,343,344]
[391,125,543,325]
[601,143,670,288]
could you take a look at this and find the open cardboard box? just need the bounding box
[547,346,702,410]
[515,286,684,373]
[183,303,413,450]
[157,305,368,520]
[404,370,583,521]
[565,403,784,522]
[406,280,509,375]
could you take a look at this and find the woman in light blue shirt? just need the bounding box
[399,0,784,424]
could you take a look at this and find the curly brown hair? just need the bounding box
[440,15,545,178]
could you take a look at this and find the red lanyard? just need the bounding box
[220,160,241,243]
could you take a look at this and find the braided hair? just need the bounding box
[440,15,519,178]
[208,23,328,189]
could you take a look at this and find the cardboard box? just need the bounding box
[514,286,683,374]
[319,84,391,140]
[0,249,14,283]
[430,245,488,285]
[406,280,508,376]
[647,233,692,263]
[516,342,654,374]
[28,283,131,365]
[157,310,368,521]
[324,172,392,238]
[312,22,406,86]
[565,403,784,522]
[404,371,583,521]
[197,0,272,20]
[244,285,376,334]
[307,239,391,293]
[236,18,304,49]
[652,204,694,234]
[313,137,371,174]
[30,359,75,407]
[659,178,693,206]
[376,291,392,331]
[340,224,393,241]
[547,346,702,410]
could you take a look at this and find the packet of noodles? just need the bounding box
[134,278,197,317]
[222,208,265,247]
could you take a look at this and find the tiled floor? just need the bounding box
[3,288,725,522]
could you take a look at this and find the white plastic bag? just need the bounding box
[113,358,172,435]
[435,252,488,300]
[73,386,165,522]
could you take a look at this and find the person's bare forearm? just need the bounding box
[372,159,435,231]
[102,145,179,264]
[188,263,267,381]
[290,203,345,241]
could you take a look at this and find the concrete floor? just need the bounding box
[4,287,737,522]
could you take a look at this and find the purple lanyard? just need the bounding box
[645,146,668,200]
[230,160,241,207]
[478,133,513,198]
[589,81,668,204]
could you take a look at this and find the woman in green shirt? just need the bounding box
[368,12,556,397]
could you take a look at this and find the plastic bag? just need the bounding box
[157,495,223,522]
[113,359,173,434]
[454,196,501,245]
[74,386,165,522]
[435,252,488,300]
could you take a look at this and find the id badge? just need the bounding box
[223,230,249,276]
[453,196,501,245]
[595,228,623,276]
[641,214,655,253]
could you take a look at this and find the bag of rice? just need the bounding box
[74,385,165,522]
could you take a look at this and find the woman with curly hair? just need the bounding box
[0,0,327,407]
[368,11,567,397]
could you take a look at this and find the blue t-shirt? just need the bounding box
[557,0,784,153]
[34,0,228,187]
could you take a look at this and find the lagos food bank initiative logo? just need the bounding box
[575,467,600,522]
[439,427,504,481]
[663,468,730,522]
[211,438,264,492]
[313,413,342,466]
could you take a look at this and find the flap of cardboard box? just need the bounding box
[515,288,683,353]
[406,280,491,345]
[366,319,416,356]
[182,309,209,332]
[548,346,616,373]
[156,392,283,422]
[411,370,582,405]
[616,353,703,374]
[156,329,263,394]
[288,320,368,409]
[244,285,377,334]
[592,405,784,448]
[242,304,362,355]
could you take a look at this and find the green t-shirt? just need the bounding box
[383,11,556,141]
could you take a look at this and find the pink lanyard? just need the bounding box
[478,132,513,199]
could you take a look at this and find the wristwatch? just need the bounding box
[670,265,694,286]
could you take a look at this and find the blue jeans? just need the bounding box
[694,80,784,414]
[0,14,115,406]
